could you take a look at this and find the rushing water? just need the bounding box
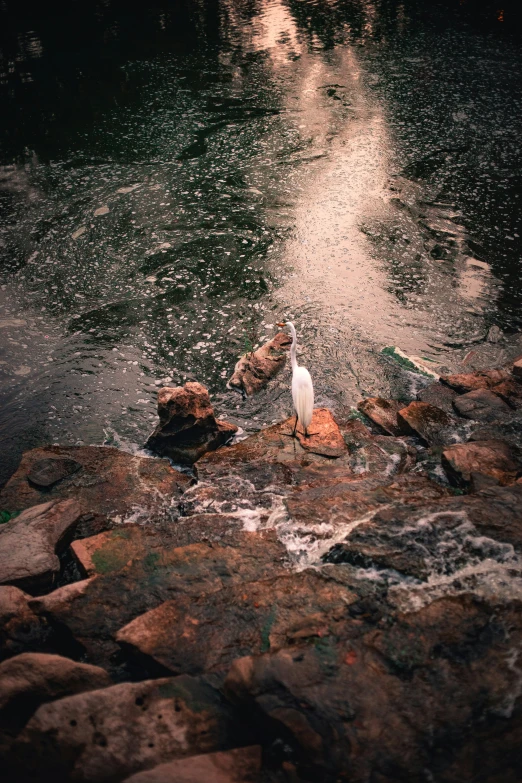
[1,0,522,485]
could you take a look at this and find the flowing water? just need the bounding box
[1,0,522,486]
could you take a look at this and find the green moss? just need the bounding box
[0,509,20,524]
[381,346,433,378]
[143,552,160,573]
[91,544,130,574]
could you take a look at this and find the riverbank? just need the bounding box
[1,351,522,781]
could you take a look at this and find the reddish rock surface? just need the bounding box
[513,358,522,379]
[227,331,291,396]
[29,531,288,671]
[116,570,358,676]
[0,445,190,523]
[122,746,262,783]
[440,368,510,393]
[6,675,250,783]
[442,440,522,487]
[397,401,454,445]
[492,378,522,409]
[146,382,237,464]
[453,388,513,421]
[225,594,522,783]
[0,653,110,738]
[0,500,82,593]
[282,408,347,457]
[357,397,403,435]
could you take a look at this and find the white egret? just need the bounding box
[277,321,314,437]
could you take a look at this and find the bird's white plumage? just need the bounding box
[280,321,314,434]
[292,365,314,430]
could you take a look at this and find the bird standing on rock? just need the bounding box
[277,321,314,437]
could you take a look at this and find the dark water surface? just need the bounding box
[1,0,522,485]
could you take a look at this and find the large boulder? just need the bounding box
[116,570,359,676]
[29,531,288,672]
[397,401,455,446]
[0,653,110,738]
[453,388,513,422]
[146,382,237,464]
[357,397,403,436]
[440,369,511,393]
[224,594,522,782]
[6,675,251,783]
[227,331,291,396]
[0,500,82,594]
[0,446,191,525]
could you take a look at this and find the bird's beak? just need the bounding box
[277,322,286,328]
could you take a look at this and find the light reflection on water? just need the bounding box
[0,0,521,485]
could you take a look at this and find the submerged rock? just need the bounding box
[146,382,237,464]
[0,500,82,594]
[227,331,291,396]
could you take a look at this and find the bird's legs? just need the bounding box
[292,415,298,437]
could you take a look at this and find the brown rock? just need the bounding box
[146,382,237,464]
[27,458,81,489]
[0,586,53,662]
[442,440,522,487]
[122,746,262,783]
[7,675,250,783]
[492,378,522,409]
[29,532,287,671]
[227,331,291,396]
[0,445,190,522]
[282,408,347,457]
[357,397,403,435]
[440,369,510,393]
[0,500,82,594]
[224,594,522,782]
[397,401,454,445]
[116,571,358,676]
[453,388,513,421]
[0,653,110,737]
[513,358,522,379]
[416,381,458,414]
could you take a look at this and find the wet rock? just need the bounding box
[281,408,347,457]
[227,331,291,396]
[6,675,249,783]
[0,445,190,523]
[0,586,53,661]
[513,358,522,379]
[116,570,358,676]
[453,388,513,422]
[416,381,459,414]
[492,378,522,409]
[442,440,522,487]
[440,369,510,393]
[146,382,237,464]
[29,532,287,671]
[0,500,82,594]
[340,419,417,476]
[224,594,522,782]
[27,458,82,489]
[357,397,403,435]
[487,325,503,343]
[397,401,455,446]
[0,653,111,739]
[122,746,262,783]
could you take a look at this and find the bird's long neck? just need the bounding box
[288,322,298,371]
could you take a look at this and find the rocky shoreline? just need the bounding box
[1,353,522,782]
